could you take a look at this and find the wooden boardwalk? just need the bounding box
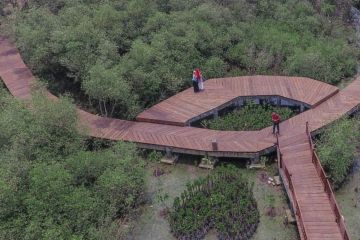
[0,36,356,239]
[137,76,339,126]
[278,131,349,239]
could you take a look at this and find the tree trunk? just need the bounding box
[98,100,104,116]
[110,101,117,117]
[103,100,108,117]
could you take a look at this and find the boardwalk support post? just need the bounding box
[252,153,260,163]
[213,111,219,118]
[212,139,218,151]
[247,153,265,169]
[235,98,244,108]
[199,155,218,169]
[300,104,305,112]
[160,147,179,165]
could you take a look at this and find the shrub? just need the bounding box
[169,165,259,240]
[317,117,360,187]
[0,89,146,239]
[201,102,294,131]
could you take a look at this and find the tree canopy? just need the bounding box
[5,0,358,118]
[0,88,145,239]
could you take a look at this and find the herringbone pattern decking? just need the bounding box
[137,76,339,126]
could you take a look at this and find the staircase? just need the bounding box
[276,123,350,240]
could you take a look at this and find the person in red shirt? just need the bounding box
[272,112,280,134]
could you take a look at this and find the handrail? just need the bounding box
[312,151,350,240]
[276,134,282,169]
[305,122,350,240]
[283,160,308,239]
[305,122,315,163]
[292,185,308,240]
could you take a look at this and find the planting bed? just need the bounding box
[201,102,294,131]
[169,166,259,240]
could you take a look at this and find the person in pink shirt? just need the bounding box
[195,68,204,91]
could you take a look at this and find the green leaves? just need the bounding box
[317,118,360,187]
[0,91,82,161]
[0,89,145,239]
[202,102,294,131]
[169,165,259,239]
[284,40,357,84]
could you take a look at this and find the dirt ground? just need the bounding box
[128,157,299,240]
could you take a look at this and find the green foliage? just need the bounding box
[146,150,164,162]
[6,0,358,118]
[201,102,294,131]
[83,63,139,118]
[317,118,360,187]
[0,89,145,239]
[0,90,83,160]
[169,165,259,239]
[284,40,357,84]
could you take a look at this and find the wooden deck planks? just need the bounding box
[279,135,344,240]
[136,75,340,126]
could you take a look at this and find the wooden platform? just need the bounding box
[0,36,356,239]
[136,76,339,126]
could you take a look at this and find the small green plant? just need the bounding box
[266,194,276,208]
[201,102,294,131]
[169,165,259,239]
[147,150,163,162]
[155,188,170,210]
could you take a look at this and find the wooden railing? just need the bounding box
[276,135,282,169]
[305,122,350,240]
[276,134,308,240]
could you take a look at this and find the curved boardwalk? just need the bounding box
[137,76,339,126]
[0,36,356,239]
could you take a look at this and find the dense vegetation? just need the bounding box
[3,0,358,119]
[201,102,294,131]
[169,166,259,240]
[0,87,145,239]
[317,117,360,188]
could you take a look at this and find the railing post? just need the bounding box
[306,121,309,134]
[212,139,218,151]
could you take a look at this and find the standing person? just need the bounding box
[195,68,204,91]
[192,70,199,93]
[272,112,280,135]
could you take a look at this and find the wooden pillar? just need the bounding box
[251,153,260,164]
[165,147,172,158]
[161,147,179,165]
[213,111,219,118]
[300,104,305,112]
[235,98,244,108]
